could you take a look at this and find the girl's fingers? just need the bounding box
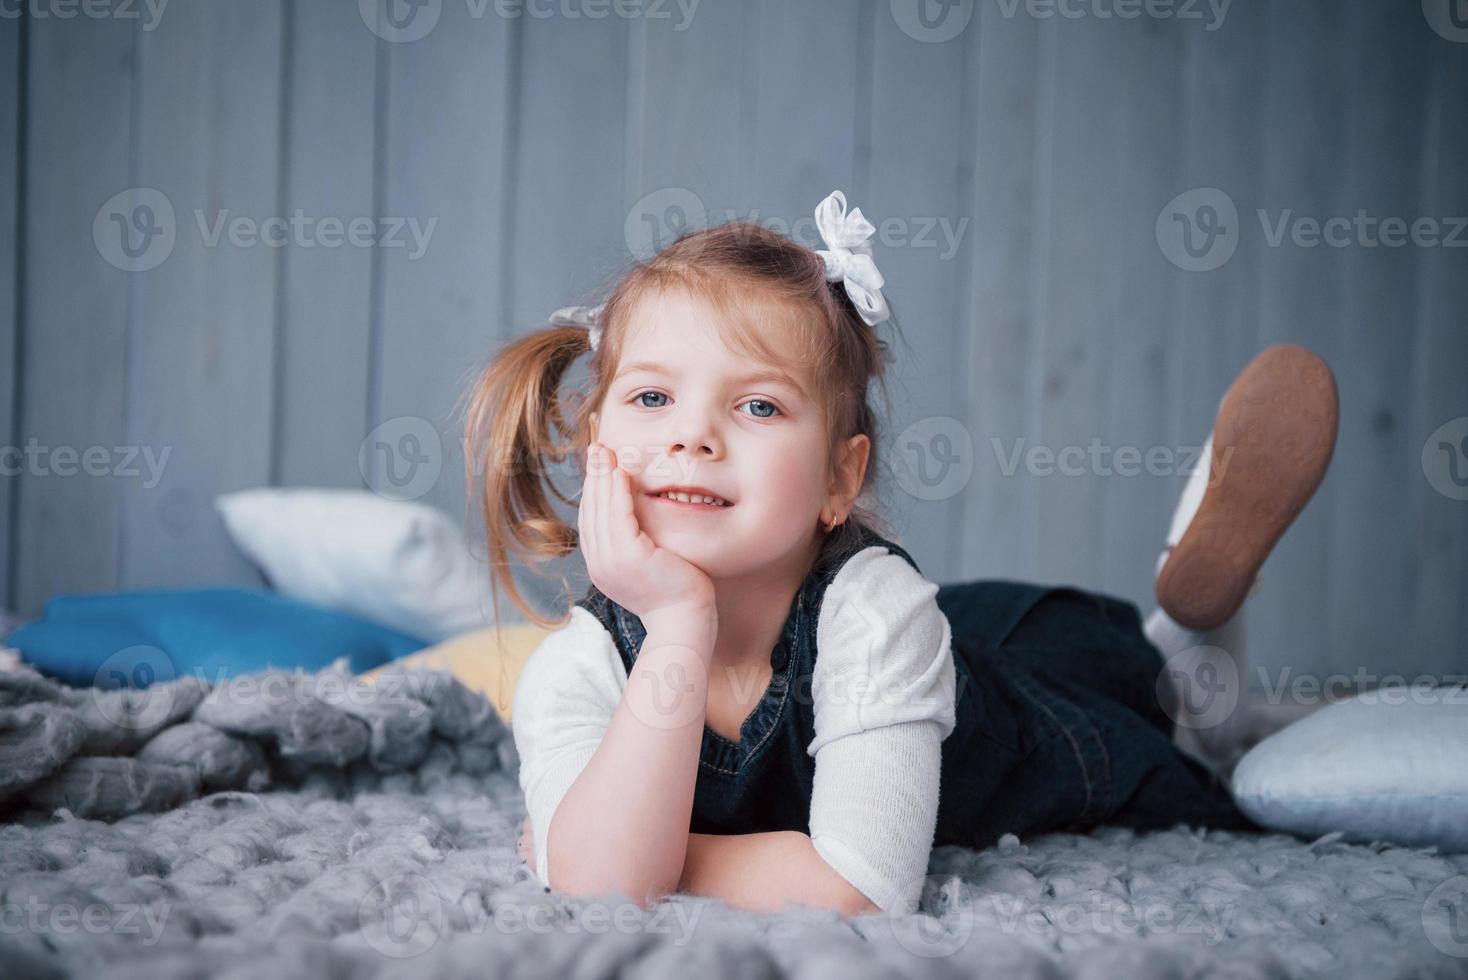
[608,460,634,553]
[579,443,599,568]
[595,443,614,569]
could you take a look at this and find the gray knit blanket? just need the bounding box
[1,662,1465,980]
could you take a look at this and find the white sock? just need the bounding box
[1148,426,1256,778]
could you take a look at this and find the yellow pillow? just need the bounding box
[360,621,554,722]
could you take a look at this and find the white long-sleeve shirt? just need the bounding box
[510,545,958,916]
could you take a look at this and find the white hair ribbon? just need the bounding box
[549,303,606,351]
[813,189,890,326]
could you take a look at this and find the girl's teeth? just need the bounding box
[659,491,728,506]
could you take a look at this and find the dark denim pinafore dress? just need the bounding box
[574,522,1258,851]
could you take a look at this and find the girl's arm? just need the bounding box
[545,603,717,905]
[677,831,881,917]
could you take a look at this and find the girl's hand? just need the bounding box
[579,442,717,626]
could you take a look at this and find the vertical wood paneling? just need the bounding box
[745,0,864,220]
[1095,17,1190,614]
[505,7,631,614]
[866,4,969,579]
[1027,14,1114,591]
[7,1,1462,674]
[1172,6,1271,681]
[959,2,1045,584]
[117,0,282,590]
[632,1,748,219]
[372,1,516,616]
[1249,0,1355,680]
[1327,5,1432,678]
[273,0,377,489]
[1409,35,1468,675]
[0,17,19,609]
[509,11,630,325]
[14,15,133,614]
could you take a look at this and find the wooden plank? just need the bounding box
[744,0,864,223]
[1095,16,1191,616]
[1026,13,1116,592]
[371,0,522,606]
[866,0,970,581]
[1167,3,1271,682]
[1249,0,1355,684]
[0,17,18,610]
[1409,31,1468,675]
[631,0,746,217]
[273,0,377,489]
[14,15,133,615]
[1328,4,1432,678]
[117,0,282,590]
[959,2,1045,584]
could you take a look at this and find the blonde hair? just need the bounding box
[459,219,905,630]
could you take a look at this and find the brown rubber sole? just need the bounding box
[1155,344,1339,631]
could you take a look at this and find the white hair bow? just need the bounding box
[549,302,606,351]
[813,190,890,326]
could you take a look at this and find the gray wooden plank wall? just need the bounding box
[1,0,1464,685]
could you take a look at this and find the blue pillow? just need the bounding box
[1229,686,1468,853]
[7,588,429,689]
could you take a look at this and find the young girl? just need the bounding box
[462,190,1340,919]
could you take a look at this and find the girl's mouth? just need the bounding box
[646,490,734,510]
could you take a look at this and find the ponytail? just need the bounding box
[459,323,593,631]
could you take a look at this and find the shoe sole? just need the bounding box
[1155,344,1339,631]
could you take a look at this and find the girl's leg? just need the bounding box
[1145,345,1339,777]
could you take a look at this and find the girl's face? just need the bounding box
[594,286,845,581]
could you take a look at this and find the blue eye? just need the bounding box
[629,390,781,419]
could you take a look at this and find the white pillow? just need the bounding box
[216,488,499,642]
[1229,686,1468,852]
